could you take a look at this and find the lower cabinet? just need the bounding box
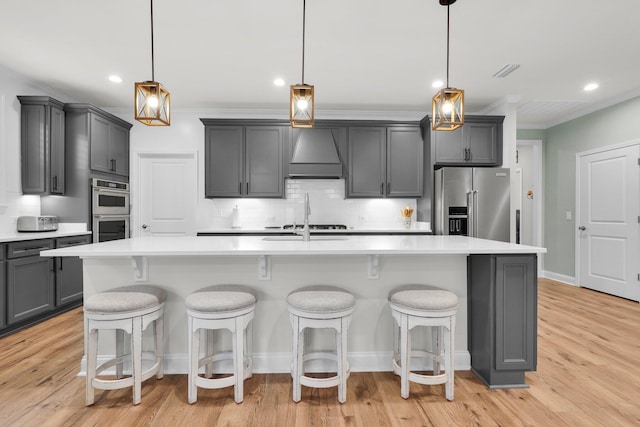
[0,246,5,329]
[55,235,91,306]
[467,254,537,388]
[6,239,55,325]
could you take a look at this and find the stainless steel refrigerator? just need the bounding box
[434,167,511,242]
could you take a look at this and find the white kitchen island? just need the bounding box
[42,235,546,388]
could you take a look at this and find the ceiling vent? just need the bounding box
[492,64,521,78]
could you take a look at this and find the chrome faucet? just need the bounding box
[295,192,311,241]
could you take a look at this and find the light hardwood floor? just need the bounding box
[0,279,638,426]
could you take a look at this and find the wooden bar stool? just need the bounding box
[287,286,355,403]
[84,284,165,406]
[186,285,256,404]
[388,284,458,400]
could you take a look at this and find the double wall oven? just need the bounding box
[91,178,130,242]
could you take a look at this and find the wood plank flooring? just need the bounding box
[1,279,638,426]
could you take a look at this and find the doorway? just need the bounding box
[516,140,543,273]
[135,152,198,237]
[576,141,640,302]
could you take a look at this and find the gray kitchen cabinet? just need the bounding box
[18,96,66,194]
[0,244,5,329]
[433,115,503,166]
[204,123,284,198]
[468,254,537,388]
[348,126,423,198]
[55,235,91,306]
[5,239,55,325]
[64,103,132,179]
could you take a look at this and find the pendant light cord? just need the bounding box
[150,0,156,82]
[446,3,450,88]
[301,0,306,84]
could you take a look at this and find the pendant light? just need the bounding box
[290,0,314,128]
[432,0,464,131]
[135,0,170,126]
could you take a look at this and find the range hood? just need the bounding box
[289,128,343,178]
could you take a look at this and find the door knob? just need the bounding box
[142,224,149,229]
[578,226,586,231]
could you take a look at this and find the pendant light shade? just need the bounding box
[290,0,314,128]
[290,84,314,128]
[134,0,170,126]
[432,0,463,131]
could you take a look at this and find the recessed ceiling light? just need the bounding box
[583,82,599,91]
[273,78,286,87]
[109,75,123,83]
[432,80,444,89]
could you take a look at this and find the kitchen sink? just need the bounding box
[262,235,349,242]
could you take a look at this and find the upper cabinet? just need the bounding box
[202,120,285,198]
[432,115,504,166]
[64,104,133,179]
[347,125,423,198]
[18,96,66,194]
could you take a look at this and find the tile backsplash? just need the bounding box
[203,179,418,229]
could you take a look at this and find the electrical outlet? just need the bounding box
[566,211,572,220]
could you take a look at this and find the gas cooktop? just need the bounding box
[282,224,348,230]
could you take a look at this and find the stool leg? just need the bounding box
[115,329,124,379]
[205,329,214,378]
[445,317,455,401]
[86,326,98,406]
[432,326,442,376]
[233,318,244,403]
[337,317,348,403]
[399,313,410,399]
[188,316,198,404]
[291,315,302,403]
[246,319,253,378]
[132,318,143,405]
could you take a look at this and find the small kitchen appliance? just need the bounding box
[17,215,59,232]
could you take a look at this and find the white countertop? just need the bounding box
[0,223,90,243]
[42,234,545,257]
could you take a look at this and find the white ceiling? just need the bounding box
[1,0,639,128]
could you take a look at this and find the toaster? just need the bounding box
[17,215,59,232]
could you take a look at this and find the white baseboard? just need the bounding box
[78,350,471,376]
[541,270,577,286]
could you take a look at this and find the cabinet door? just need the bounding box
[89,114,112,174]
[348,127,386,197]
[495,255,537,371]
[110,124,130,177]
[433,126,466,165]
[20,104,47,194]
[205,126,244,197]
[387,127,423,197]
[6,257,55,325]
[50,105,65,194]
[245,126,284,197]
[0,259,5,329]
[466,122,499,165]
[55,235,90,306]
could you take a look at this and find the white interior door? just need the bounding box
[138,153,197,236]
[577,143,640,301]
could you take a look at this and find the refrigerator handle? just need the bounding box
[473,190,479,238]
[467,191,474,237]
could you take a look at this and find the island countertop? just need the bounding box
[42,234,546,258]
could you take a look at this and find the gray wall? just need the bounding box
[521,96,640,280]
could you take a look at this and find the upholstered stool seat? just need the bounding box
[186,285,256,404]
[388,284,458,400]
[287,286,355,403]
[84,285,166,405]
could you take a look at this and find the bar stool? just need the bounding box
[186,285,256,404]
[287,285,355,403]
[84,284,165,406]
[388,284,458,400]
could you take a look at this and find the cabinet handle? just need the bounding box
[380,183,384,195]
[110,159,116,171]
[246,182,249,195]
[52,176,57,191]
[239,182,242,195]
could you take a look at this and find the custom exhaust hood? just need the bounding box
[289,128,343,178]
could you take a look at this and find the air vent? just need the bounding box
[492,64,521,78]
